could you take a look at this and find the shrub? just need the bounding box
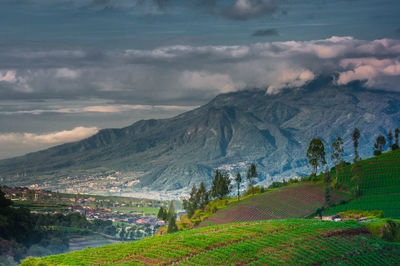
[243,186,262,196]
[373,150,381,156]
[365,218,400,242]
[339,210,383,220]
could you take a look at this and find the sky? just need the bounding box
[0,0,400,159]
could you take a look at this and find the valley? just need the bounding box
[22,149,400,265]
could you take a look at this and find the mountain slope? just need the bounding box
[324,149,400,218]
[1,77,399,197]
[199,183,350,227]
[22,219,400,265]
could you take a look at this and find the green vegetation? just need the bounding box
[0,188,161,264]
[158,201,179,234]
[234,172,242,201]
[246,163,257,196]
[306,138,326,176]
[364,218,400,242]
[374,134,386,156]
[331,136,344,181]
[324,149,400,218]
[5,187,163,215]
[22,219,400,265]
[0,190,93,264]
[14,128,400,264]
[200,183,349,227]
[180,165,264,229]
[352,128,361,161]
[338,210,384,220]
[211,170,231,199]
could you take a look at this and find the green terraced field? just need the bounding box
[23,219,400,265]
[199,183,349,227]
[325,149,400,218]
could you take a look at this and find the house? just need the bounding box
[317,215,342,221]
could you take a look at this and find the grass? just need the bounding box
[22,219,400,265]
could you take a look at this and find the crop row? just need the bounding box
[29,219,372,265]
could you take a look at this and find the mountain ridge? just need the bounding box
[1,77,399,198]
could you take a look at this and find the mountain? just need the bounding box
[1,77,399,198]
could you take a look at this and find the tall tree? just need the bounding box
[352,128,361,162]
[351,162,362,198]
[235,172,242,201]
[324,167,332,206]
[306,138,326,176]
[211,170,231,199]
[0,190,12,208]
[167,201,179,234]
[182,185,198,218]
[393,128,400,150]
[331,137,344,181]
[247,164,257,196]
[388,130,393,149]
[374,135,386,155]
[167,201,176,221]
[197,182,209,210]
[157,206,168,222]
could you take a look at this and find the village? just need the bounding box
[1,185,166,228]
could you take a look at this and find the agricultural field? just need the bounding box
[325,149,400,218]
[68,234,121,252]
[199,183,349,227]
[23,219,400,265]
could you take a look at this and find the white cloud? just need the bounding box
[0,70,17,83]
[267,69,315,94]
[56,68,80,79]
[337,58,400,87]
[0,127,99,147]
[0,104,198,115]
[180,71,243,93]
[221,0,278,20]
[3,36,400,103]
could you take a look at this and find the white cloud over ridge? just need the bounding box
[0,127,99,146]
[267,69,315,94]
[337,58,400,87]
[180,71,243,93]
[0,104,198,115]
[1,36,400,105]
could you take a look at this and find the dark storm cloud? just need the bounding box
[251,28,279,37]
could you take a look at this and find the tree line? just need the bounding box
[307,127,399,177]
[306,127,399,206]
[181,164,258,220]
